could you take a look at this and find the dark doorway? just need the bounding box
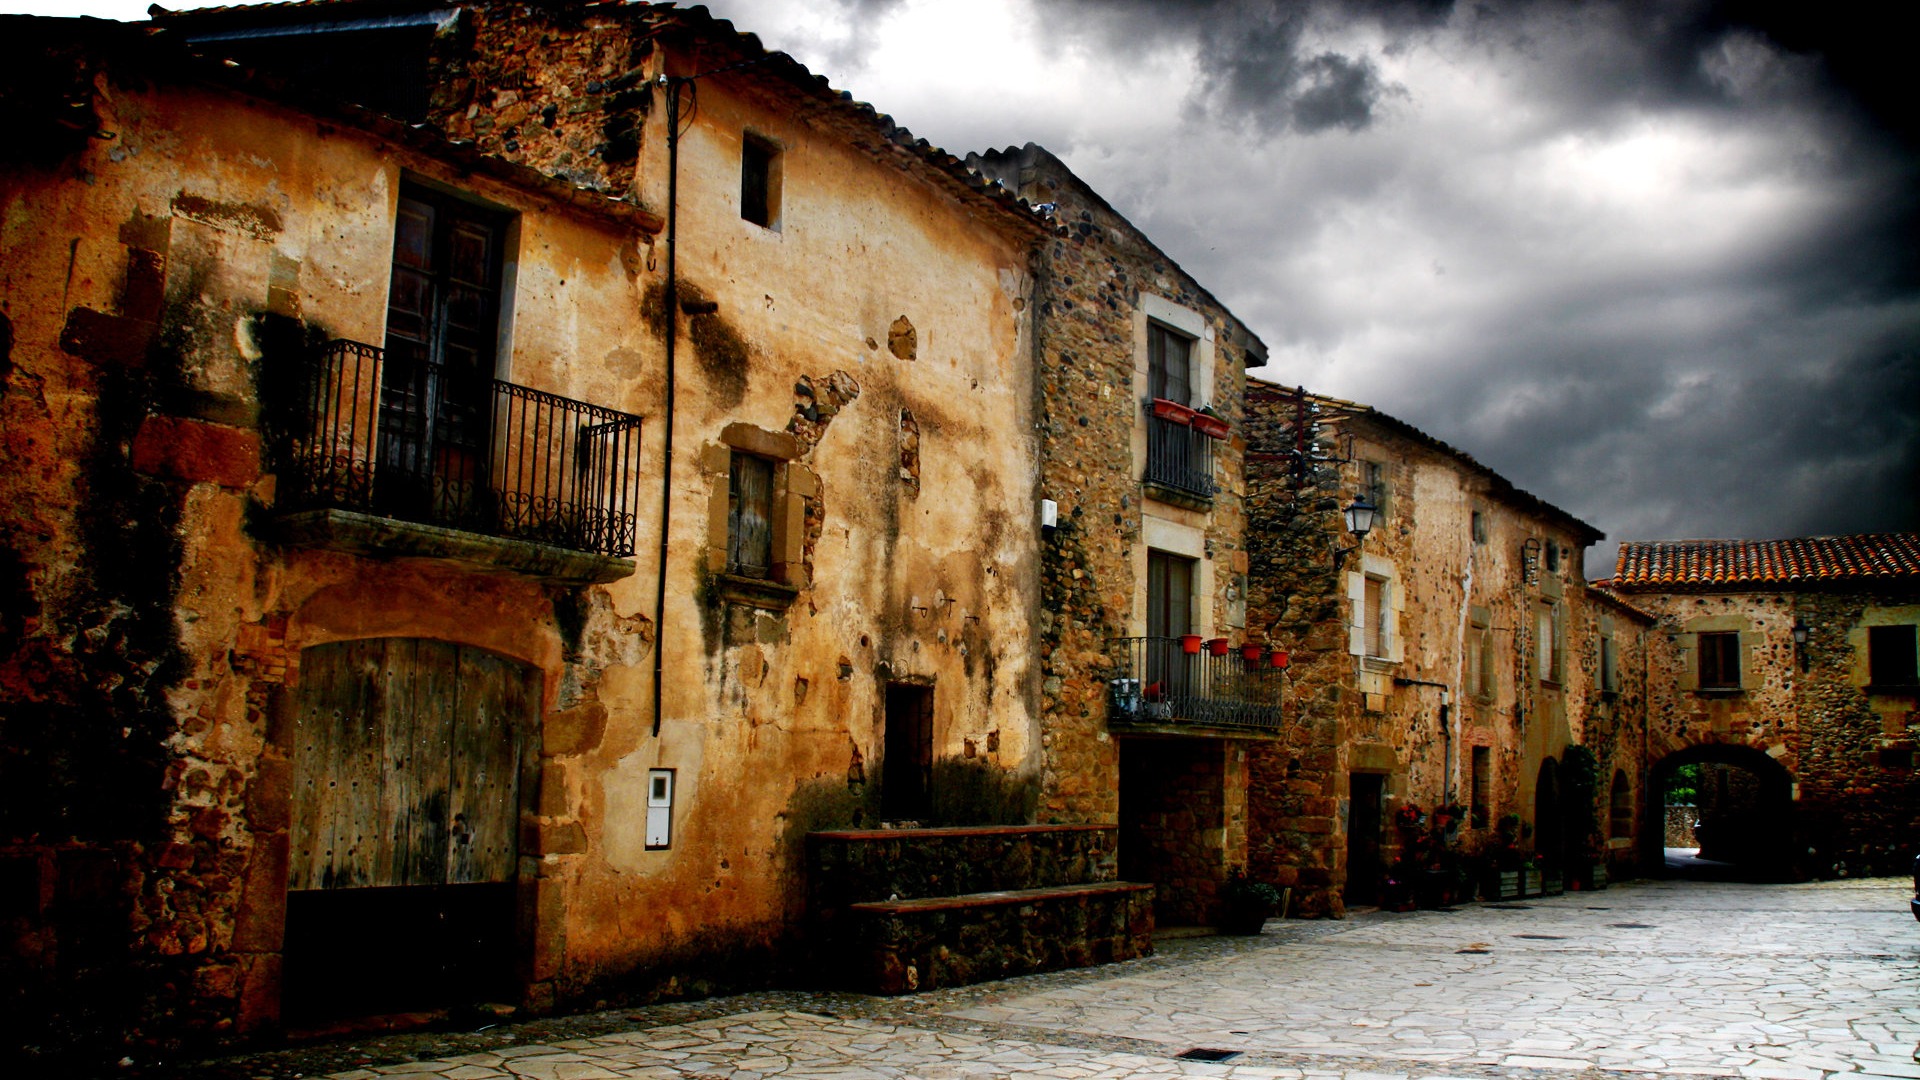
[1345,773,1386,906]
[1118,737,1227,925]
[283,639,539,1023]
[1534,757,1564,875]
[882,683,934,821]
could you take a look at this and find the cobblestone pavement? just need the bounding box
[174,878,1918,1080]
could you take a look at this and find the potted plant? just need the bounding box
[1192,406,1231,440]
[1151,398,1196,425]
[1522,859,1543,897]
[1269,649,1290,669]
[1180,634,1204,654]
[1242,643,1265,662]
[1206,637,1231,656]
[1220,868,1286,934]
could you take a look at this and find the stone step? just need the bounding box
[807,823,1119,908]
[840,881,1154,994]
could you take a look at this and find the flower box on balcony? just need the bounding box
[1151,398,1196,425]
[1192,412,1230,440]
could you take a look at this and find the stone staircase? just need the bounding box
[806,823,1153,994]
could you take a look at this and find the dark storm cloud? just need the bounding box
[700,0,1916,570]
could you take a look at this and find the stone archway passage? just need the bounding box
[284,638,541,1021]
[1644,743,1796,881]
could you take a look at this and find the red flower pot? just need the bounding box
[1192,413,1231,440]
[1242,644,1264,662]
[1270,650,1291,669]
[1151,398,1196,425]
[1207,637,1230,656]
[1180,634,1204,654]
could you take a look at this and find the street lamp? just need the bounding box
[1333,495,1376,567]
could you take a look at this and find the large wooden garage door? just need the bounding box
[283,638,540,1021]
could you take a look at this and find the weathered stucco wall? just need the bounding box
[0,38,661,1052]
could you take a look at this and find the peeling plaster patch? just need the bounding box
[170,193,282,241]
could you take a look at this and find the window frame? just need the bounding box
[1697,630,1742,691]
[1147,320,1195,406]
[1869,624,1919,690]
[740,131,782,230]
[726,450,776,579]
[1364,574,1390,660]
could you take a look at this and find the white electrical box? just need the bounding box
[646,769,674,849]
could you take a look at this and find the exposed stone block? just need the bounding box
[543,701,607,757]
[131,415,260,489]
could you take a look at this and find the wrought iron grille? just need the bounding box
[1145,411,1215,498]
[274,339,644,558]
[1106,637,1285,730]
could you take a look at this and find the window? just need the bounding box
[1608,770,1632,838]
[1364,575,1389,659]
[740,132,781,229]
[1147,322,1194,405]
[727,452,775,577]
[1147,550,1197,699]
[381,184,507,509]
[1468,608,1494,701]
[1537,603,1564,685]
[1544,540,1562,574]
[1471,509,1488,544]
[1363,460,1389,520]
[1599,617,1619,694]
[1697,630,1741,690]
[1869,624,1918,688]
[1470,746,1491,829]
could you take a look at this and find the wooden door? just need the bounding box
[284,638,538,1019]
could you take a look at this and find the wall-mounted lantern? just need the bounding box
[1792,617,1810,672]
[1333,495,1376,568]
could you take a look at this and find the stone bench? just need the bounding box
[845,881,1154,993]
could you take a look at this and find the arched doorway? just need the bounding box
[282,638,542,1022]
[1533,758,1564,875]
[1643,744,1796,880]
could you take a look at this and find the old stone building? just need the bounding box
[1241,385,1648,914]
[969,145,1274,927]
[3,4,1059,1052]
[1604,533,1920,878]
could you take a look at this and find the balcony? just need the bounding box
[1106,637,1285,733]
[269,339,644,581]
[1144,407,1215,505]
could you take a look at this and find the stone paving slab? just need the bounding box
[164,878,1917,1080]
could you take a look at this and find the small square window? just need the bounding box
[1364,575,1390,659]
[1471,509,1488,545]
[1698,631,1741,690]
[741,133,781,229]
[1869,625,1918,689]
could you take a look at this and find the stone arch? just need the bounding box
[1643,741,1797,879]
[1534,757,1564,873]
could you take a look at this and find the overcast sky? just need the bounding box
[12,0,1917,576]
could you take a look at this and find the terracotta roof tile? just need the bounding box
[1611,533,1920,588]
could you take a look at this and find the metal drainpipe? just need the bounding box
[652,73,683,738]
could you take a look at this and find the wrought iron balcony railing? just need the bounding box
[1145,411,1215,499]
[1106,637,1285,731]
[271,339,644,558]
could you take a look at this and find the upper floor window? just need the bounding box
[741,132,782,229]
[1364,574,1390,659]
[1869,624,1918,689]
[727,451,775,578]
[1599,616,1619,694]
[1471,509,1488,544]
[1148,322,1194,406]
[1468,608,1494,701]
[1537,602,1565,685]
[1363,460,1389,521]
[1698,630,1741,690]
